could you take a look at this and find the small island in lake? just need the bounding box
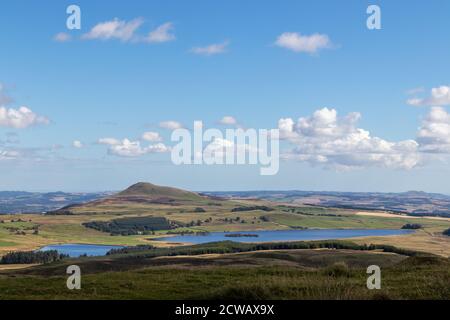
[224,233,259,238]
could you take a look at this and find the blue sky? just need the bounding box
[1,0,450,192]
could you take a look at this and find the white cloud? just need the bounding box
[159,121,183,130]
[202,137,258,163]
[144,22,175,43]
[278,118,297,140]
[407,85,450,106]
[99,138,170,157]
[275,32,332,54]
[82,18,143,42]
[417,106,450,153]
[107,139,148,157]
[72,140,84,148]
[0,106,49,129]
[142,131,163,142]
[54,32,71,42]
[279,108,420,170]
[98,138,121,145]
[191,41,229,56]
[146,142,170,153]
[219,116,238,126]
[82,19,175,44]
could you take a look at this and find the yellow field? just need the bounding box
[354,228,450,257]
[356,211,450,222]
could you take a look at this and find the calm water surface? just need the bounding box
[39,244,123,257]
[39,229,413,256]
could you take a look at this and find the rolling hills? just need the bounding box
[205,190,450,217]
[0,191,111,214]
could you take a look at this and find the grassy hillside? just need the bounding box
[116,182,203,200]
[50,182,227,215]
[3,262,448,300]
[0,241,448,300]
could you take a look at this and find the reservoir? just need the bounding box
[39,244,123,257]
[39,229,413,257]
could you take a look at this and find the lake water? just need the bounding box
[156,229,413,244]
[39,244,123,257]
[38,229,413,257]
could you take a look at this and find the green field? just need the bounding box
[266,211,450,229]
[1,201,450,257]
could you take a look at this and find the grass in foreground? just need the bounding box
[0,240,448,300]
[0,254,448,300]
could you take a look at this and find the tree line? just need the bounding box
[0,250,68,264]
[103,239,421,260]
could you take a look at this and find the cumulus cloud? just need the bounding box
[191,41,229,56]
[417,106,450,153]
[72,140,83,148]
[0,85,49,129]
[107,139,148,157]
[98,137,121,145]
[142,131,163,142]
[99,138,170,157]
[159,121,183,130]
[279,108,420,170]
[82,18,143,42]
[218,116,238,126]
[81,19,175,44]
[407,85,450,106]
[143,22,175,43]
[202,137,258,164]
[54,32,71,42]
[278,118,297,140]
[275,32,332,54]
[0,106,50,129]
[146,142,171,153]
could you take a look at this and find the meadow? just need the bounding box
[1,200,450,257]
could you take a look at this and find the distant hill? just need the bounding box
[204,190,450,218]
[6,184,450,218]
[109,182,209,204]
[116,182,202,200]
[0,191,112,214]
[48,182,213,215]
